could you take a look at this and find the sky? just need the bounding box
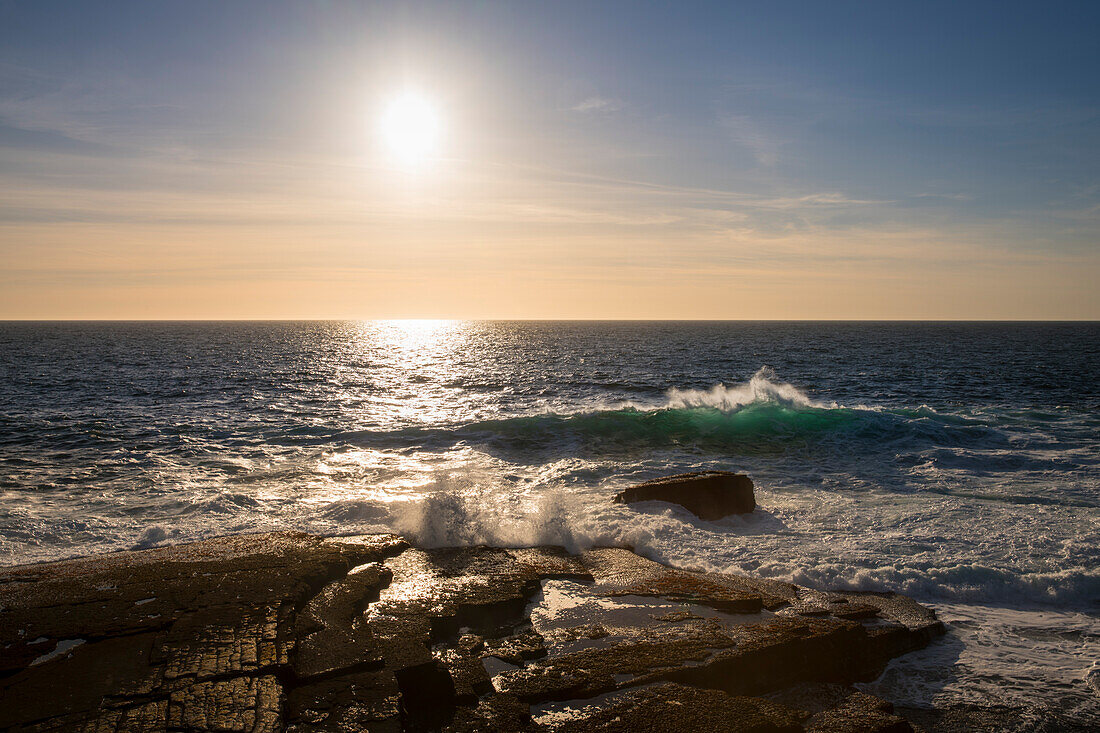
[1,0,1098,319]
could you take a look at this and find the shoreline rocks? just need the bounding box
[614,471,756,519]
[0,532,943,732]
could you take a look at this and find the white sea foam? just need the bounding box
[319,498,391,523]
[1087,660,1100,696]
[666,366,831,411]
[858,602,1100,724]
[132,525,182,549]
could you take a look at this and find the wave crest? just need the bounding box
[345,367,1006,456]
[667,366,827,411]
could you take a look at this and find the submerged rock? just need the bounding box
[614,471,756,519]
[0,531,942,731]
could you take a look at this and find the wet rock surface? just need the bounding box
[0,532,946,731]
[613,471,756,519]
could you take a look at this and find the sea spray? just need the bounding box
[390,488,584,550]
[385,471,666,555]
[666,366,831,411]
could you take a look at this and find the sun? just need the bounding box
[378,92,441,166]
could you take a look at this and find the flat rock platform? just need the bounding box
[0,532,945,732]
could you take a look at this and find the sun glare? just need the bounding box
[378,92,441,166]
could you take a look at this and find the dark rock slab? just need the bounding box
[167,674,284,732]
[395,659,458,729]
[286,669,401,733]
[804,691,913,732]
[765,685,915,732]
[446,693,534,732]
[652,616,897,697]
[438,643,493,703]
[0,632,161,729]
[582,546,793,611]
[0,532,407,732]
[550,683,807,732]
[614,471,756,519]
[483,628,548,664]
[294,562,392,679]
[493,616,740,702]
[0,532,945,732]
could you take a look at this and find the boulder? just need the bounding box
[614,471,756,519]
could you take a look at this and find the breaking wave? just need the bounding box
[666,366,830,410]
[363,367,1007,456]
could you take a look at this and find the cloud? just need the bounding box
[914,192,974,201]
[572,96,622,114]
[760,192,890,207]
[719,114,779,167]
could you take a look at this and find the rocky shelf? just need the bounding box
[0,532,946,732]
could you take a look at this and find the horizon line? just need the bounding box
[2,318,1098,324]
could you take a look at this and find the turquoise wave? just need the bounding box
[393,401,1012,455]
[467,403,855,447]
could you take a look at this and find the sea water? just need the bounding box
[0,321,1096,726]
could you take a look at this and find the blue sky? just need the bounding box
[1,1,1098,318]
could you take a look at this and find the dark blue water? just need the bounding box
[1,321,1098,722]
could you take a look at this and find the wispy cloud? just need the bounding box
[719,114,779,166]
[571,96,622,114]
[0,62,199,159]
[913,192,974,201]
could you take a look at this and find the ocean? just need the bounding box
[0,320,1097,726]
